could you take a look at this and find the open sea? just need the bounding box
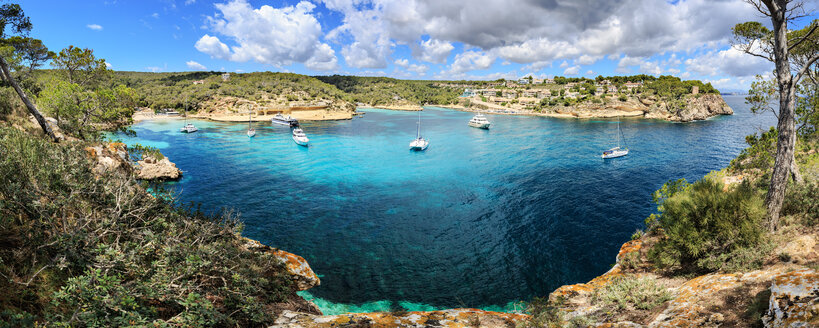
[114,95,776,314]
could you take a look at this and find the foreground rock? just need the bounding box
[763,269,819,327]
[243,238,321,291]
[272,308,528,328]
[85,142,130,175]
[137,155,182,180]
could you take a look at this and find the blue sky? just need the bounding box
[18,0,818,91]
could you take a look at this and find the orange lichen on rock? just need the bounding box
[762,268,819,327]
[242,238,320,291]
[616,239,642,262]
[551,239,643,302]
[273,308,528,328]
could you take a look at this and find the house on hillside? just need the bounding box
[490,96,512,105]
[522,90,539,98]
[532,78,544,84]
[221,73,231,81]
[482,89,499,97]
[608,85,618,93]
[502,89,518,99]
[518,78,530,84]
[193,80,205,85]
[518,97,538,107]
[624,81,642,91]
[544,78,555,84]
[537,90,551,99]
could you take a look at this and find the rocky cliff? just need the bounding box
[549,94,733,122]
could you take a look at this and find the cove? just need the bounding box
[113,95,775,314]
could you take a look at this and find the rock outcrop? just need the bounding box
[763,269,819,327]
[242,238,320,291]
[272,308,528,328]
[545,94,733,122]
[674,94,733,122]
[136,156,182,180]
[85,142,131,175]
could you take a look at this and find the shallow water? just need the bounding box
[115,96,775,314]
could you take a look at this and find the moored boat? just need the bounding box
[468,114,491,129]
[272,114,299,127]
[602,118,629,159]
[292,128,309,146]
[409,111,429,151]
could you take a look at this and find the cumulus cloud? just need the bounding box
[563,65,580,75]
[196,0,338,70]
[447,50,494,74]
[684,46,772,77]
[417,38,454,63]
[316,0,757,67]
[394,58,429,74]
[186,60,207,70]
[87,24,103,31]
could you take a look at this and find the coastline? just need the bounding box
[425,104,650,120]
[134,110,355,123]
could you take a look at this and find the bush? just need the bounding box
[647,178,768,273]
[590,276,672,311]
[618,94,627,101]
[782,181,819,225]
[0,127,293,326]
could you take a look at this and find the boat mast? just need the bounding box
[249,105,252,130]
[416,111,421,139]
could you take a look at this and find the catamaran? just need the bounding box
[409,111,429,151]
[602,118,629,159]
[292,127,309,146]
[247,108,256,138]
[271,113,299,127]
[468,114,491,129]
[180,101,198,133]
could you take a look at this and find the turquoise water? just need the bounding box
[114,96,775,314]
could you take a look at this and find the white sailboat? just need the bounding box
[409,111,429,151]
[602,118,629,159]
[180,99,198,133]
[247,107,256,138]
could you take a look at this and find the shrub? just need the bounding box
[647,178,767,273]
[0,127,293,326]
[782,181,819,225]
[618,94,628,101]
[590,276,672,311]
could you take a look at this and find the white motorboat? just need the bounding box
[602,118,629,159]
[247,128,256,138]
[292,128,309,146]
[272,114,299,127]
[409,111,429,151]
[468,114,491,129]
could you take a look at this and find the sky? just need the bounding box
[16,0,819,92]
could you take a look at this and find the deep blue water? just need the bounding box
[114,96,775,314]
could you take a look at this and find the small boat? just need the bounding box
[180,102,198,133]
[409,111,429,151]
[292,128,309,146]
[602,118,629,159]
[180,122,198,133]
[468,114,491,129]
[247,108,256,137]
[272,113,299,127]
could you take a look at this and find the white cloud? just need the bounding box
[87,24,103,31]
[197,0,338,70]
[576,54,602,66]
[145,66,163,72]
[559,61,569,68]
[684,46,772,77]
[563,65,580,75]
[186,60,207,70]
[447,50,494,74]
[151,13,159,19]
[417,38,454,63]
[586,70,594,75]
[394,58,429,74]
[105,62,112,69]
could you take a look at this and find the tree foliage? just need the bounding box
[0,127,294,326]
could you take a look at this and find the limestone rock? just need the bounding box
[84,142,130,175]
[137,156,182,180]
[271,308,527,328]
[673,94,733,122]
[779,235,817,264]
[243,238,320,291]
[763,269,819,328]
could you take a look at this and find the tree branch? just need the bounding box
[793,53,819,85]
[788,23,818,51]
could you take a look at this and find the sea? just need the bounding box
[113,95,776,314]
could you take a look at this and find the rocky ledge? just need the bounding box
[551,235,819,327]
[546,94,733,122]
[136,155,182,180]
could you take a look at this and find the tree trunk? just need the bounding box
[764,0,795,231]
[0,55,58,142]
[791,155,803,183]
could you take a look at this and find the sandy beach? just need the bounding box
[135,109,355,123]
[370,104,424,111]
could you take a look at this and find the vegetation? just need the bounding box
[642,75,719,99]
[589,276,673,311]
[314,75,462,106]
[0,127,294,326]
[646,178,768,273]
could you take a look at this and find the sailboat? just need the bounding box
[602,118,628,159]
[180,99,198,133]
[247,107,256,137]
[409,111,429,151]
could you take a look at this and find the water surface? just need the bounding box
[115,96,774,314]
